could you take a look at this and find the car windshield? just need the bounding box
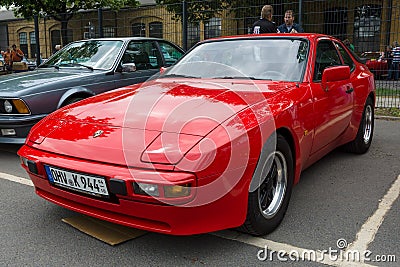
[41,40,124,70]
[163,38,309,82]
[361,52,382,60]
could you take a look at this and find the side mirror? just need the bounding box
[321,65,350,92]
[121,63,136,73]
[322,65,350,83]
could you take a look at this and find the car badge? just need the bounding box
[93,130,104,138]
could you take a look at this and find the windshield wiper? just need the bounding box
[70,63,94,71]
[162,74,198,79]
[212,76,260,80]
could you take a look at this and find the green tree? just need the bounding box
[155,0,228,22]
[155,0,294,25]
[0,0,140,45]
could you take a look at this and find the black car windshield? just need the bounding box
[41,40,124,70]
[163,38,309,82]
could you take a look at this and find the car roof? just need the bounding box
[202,33,339,43]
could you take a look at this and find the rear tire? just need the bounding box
[344,97,374,154]
[239,134,294,236]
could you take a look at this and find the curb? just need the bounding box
[375,115,400,121]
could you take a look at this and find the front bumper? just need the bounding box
[0,114,47,144]
[18,144,249,235]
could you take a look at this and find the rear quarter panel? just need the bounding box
[344,60,375,143]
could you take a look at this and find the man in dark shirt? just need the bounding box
[252,5,277,34]
[277,10,304,33]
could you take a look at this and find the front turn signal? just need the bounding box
[164,184,191,198]
[12,99,30,114]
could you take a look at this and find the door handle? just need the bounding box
[346,87,354,94]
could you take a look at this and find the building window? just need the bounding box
[29,32,36,58]
[84,22,96,39]
[354,4,381,52]
[51,30,61,54]
[19,32,28,57]
[132,23,146,37]
[204,18,221,39]
[51,29,73,53]
[103,27,115,37]
[149,22,163,38]
[188,22,200,49]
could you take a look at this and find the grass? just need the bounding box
[375,107,400,117]
[376,88,400,97]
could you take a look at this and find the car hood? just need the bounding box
[29,78,291,167]
[0,68,100,95]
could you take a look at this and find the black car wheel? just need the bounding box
[239,134,294,236]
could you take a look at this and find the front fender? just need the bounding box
[57,87,95,109]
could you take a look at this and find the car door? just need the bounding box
[310,39,354,154]
[114,41,163,88]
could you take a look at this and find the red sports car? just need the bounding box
[362,51,388,79]
[18,34,375,236]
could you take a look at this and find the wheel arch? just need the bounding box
[57,87,95,108]
[368,91,376,107]
[239,128,296,235]
[353,88,376,130]
[276,127,301,185]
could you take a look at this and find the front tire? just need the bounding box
[239,134,294,236]
[344,97,374,154]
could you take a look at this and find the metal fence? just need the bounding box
[3,0,400,108]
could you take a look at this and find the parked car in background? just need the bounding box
[11,60,29,73]
[0,37,184,143]
[0,54,32,73]
[361,51,388,79]
[18,34,375,236]
[22,57,37,71]
[1,55,41,73]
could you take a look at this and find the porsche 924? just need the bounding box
[18,34,375,236]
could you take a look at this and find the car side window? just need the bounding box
[335,42,356,72]
[314,40,342,81]
[158,41,184,66]
[123,41,160,70]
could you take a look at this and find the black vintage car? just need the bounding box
[0,37,184,143]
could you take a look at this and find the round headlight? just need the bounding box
[4,100,12,113]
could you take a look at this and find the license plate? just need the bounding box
[44,165,109,197]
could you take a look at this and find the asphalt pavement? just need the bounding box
[0,119,398,266]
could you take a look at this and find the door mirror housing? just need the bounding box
[121,63,137,73]
[322,65,350,83]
